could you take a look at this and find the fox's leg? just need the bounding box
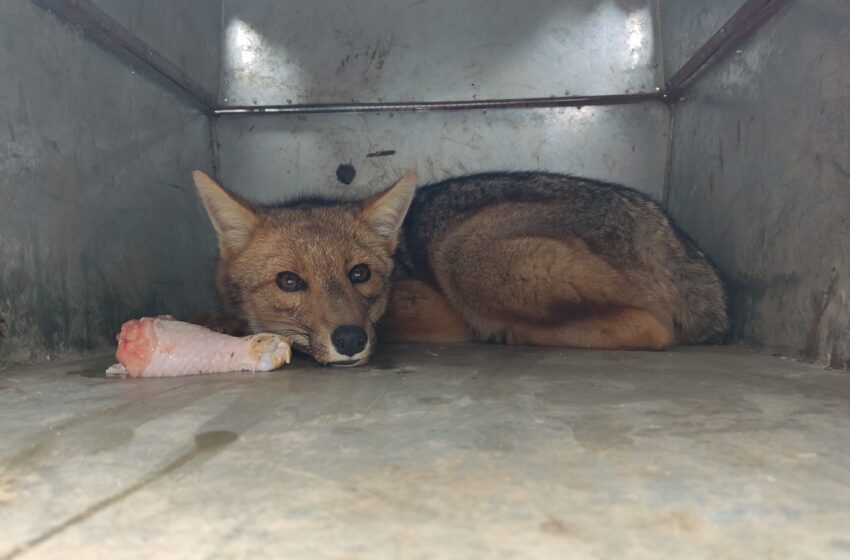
[434,234,676,350]
[379,279,474,343]
[505,308,673,349]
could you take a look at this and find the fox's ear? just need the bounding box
[361,171,418,251]
[192,170,258,255]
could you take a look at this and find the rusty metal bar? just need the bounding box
[214,92,664,115]
[31,0,216,113]
[665,0,794,98]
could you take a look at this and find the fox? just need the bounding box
[191,170,728,366]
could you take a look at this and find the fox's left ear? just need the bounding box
[361,171,418,251]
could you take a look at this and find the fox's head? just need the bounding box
[192,171,418,366]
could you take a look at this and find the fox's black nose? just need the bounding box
[331,325,368,357]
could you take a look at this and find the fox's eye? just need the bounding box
[276,271,307,292]
[349,264,371,283]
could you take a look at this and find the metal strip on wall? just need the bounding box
[31,0,217,113]
[31,0,793,116]
[214,93,664,116]
[665,0,795,98]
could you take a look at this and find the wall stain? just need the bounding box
[336,163,356,185]
[366,150,396,158]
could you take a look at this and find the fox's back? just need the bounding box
[398,171,728,344]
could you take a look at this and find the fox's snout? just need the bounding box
[331,325,368,357]
[320,323,373,367]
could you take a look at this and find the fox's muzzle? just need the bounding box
[330,325,368,357]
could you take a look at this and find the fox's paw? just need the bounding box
[246,334,292,371]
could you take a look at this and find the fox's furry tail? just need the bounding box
[671,238,729,344]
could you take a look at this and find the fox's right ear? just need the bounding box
[192,170,258,255]
[361,171,418,252]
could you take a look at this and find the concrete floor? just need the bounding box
[1,345,849,559]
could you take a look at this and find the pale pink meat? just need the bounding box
[108,317,291,378]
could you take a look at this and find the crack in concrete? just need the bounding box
[1,431,238,560]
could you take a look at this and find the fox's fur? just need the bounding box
[192,170,728,365]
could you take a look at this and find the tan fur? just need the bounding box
[505,309,674,349]
[191,171,416,365]
[361,171,418,252]
[193,171,258,259]
[192,170,728,365]
[379,279,473,343]
[423,203,676,348]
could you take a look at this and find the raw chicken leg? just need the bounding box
[107,316,291,378]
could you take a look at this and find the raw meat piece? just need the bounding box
[107,316,291,378]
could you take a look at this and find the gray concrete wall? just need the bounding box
[221,0,660,106]
[0,0,217,364]
[667,0,850,367]
[216,0,669,207]
[659,0,746,79]
[214,104,670,203]
[91,0,222,97]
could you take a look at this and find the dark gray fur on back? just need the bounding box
[397,171,728,344]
